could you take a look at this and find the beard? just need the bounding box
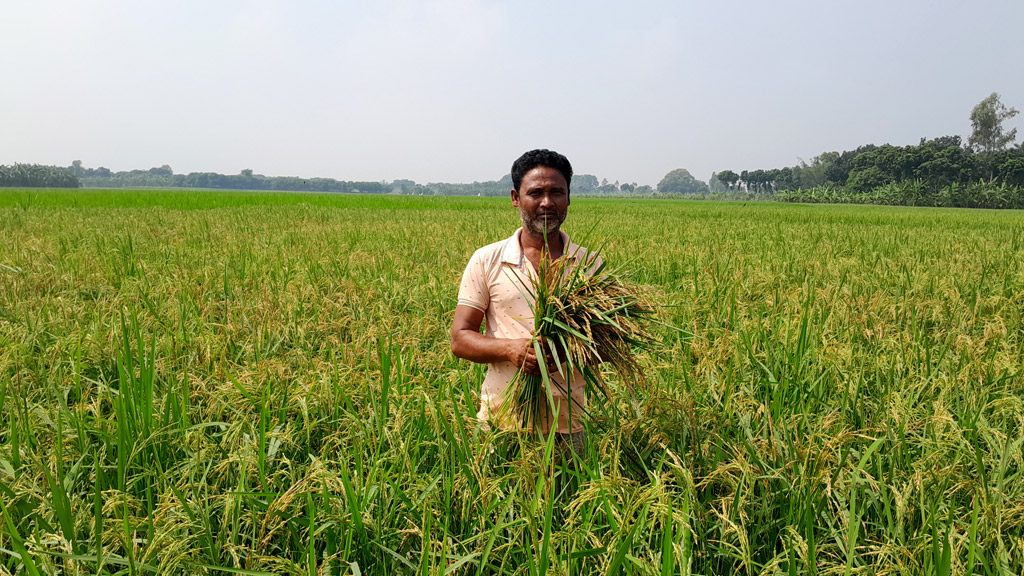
[520,206,567,237]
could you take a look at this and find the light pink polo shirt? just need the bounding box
[457,228,596,434]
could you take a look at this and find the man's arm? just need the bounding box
[450,305,546,375]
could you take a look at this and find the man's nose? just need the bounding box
[539,193,553,208]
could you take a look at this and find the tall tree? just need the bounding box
[657,168,709,194]
[716,170,739,190]
[572,174,599,195]
[969,92,1019,153]
[708,172,727,192]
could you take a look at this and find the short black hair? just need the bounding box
[511,149,573,191]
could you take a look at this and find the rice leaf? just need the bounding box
[500,239,655,431]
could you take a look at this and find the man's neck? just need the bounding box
[520,227,565,261]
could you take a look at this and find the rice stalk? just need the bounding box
[501,241,656,431]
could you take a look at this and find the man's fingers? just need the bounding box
[519,340,565,376]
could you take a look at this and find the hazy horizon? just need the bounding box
[2,0,1022,186]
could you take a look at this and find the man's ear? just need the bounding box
[510,188,520,207]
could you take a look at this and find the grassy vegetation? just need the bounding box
[776,181,1024,209]
[0,189,1022,575]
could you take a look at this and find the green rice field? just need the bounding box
[0,188,1022,575]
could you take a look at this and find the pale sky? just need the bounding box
[2,0,1022,186]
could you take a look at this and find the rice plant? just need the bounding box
[0,188,1021,574]
[501,243,655,432]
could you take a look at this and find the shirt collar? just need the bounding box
[501,227,575,266]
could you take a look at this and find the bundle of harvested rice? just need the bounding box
[500,243,655,432]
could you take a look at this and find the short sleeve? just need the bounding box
[457,251,489,312]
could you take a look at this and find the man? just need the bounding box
[450,149,592,461]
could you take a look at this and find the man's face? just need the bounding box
[512,166,570,237]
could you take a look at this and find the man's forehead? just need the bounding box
[521,166,567,188]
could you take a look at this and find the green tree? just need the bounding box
[657,169,709,194]
[968,92,1019,154]
[824,145,876,185]
[572,174,599,195]
[708,172,727,192]
[597,178,618,194]
[773,167,796,191]
[716,170,739,190]
[1000,156,1024,186]
[0,164,80,188]
[391,179,416,194]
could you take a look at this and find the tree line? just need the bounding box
[1,160,644,197]
[64,163,390,194]
[679,92,1023,208]
[705,135,1022,195]
[399,174,654,197]
[0,164,81,188]
[8,162,647,198]
[5,93,1020,208]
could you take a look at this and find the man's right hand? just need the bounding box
[506,338,556,376]
[451,306,558,375]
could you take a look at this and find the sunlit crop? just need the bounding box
[0,189,1021,575]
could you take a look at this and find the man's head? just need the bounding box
[511,149,573,191]
[510,149,573,237]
